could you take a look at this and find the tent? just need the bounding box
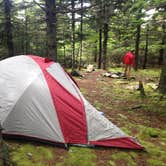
[0,55,143,149]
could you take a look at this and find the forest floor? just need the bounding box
[1,67,166,166]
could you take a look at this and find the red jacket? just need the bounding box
[123,51,135,66]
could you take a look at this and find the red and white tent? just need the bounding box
[0,55,143,149]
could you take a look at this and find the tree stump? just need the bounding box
[138,80,146,97]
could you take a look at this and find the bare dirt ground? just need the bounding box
[76,70,165,129]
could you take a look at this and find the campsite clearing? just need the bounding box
[1,68,166,166]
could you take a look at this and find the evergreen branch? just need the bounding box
[33,0,46,12]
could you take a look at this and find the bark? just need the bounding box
[158,47,164,65]
[158,23,165,65]
[143,24,149,69]
[135,24,141,70]
[158,23,166,93]
[102,22,108,70]
[4,0,14,57]
[98,28,102,69]
[94,40,98,63]
[79,0,83,70]
[71,0,75,71]
[63,45,66,67]
[158,53,166,93]
[24,4,30,55]
[45,0,57,61]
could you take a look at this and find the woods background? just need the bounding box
[0,0,165,91]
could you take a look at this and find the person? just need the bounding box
[123,50,135,78]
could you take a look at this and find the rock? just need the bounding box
[118,114,128,120]
[126,85,139,90]
[27,152,33,157]
[70,70,83,77]
[146,83,158,90]
[110,74,120,78]
[103,72,112,77]
[149,131,159,138]
[87,64,95,72]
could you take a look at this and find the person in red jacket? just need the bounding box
[123,50,135,78]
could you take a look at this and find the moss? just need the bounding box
[160,137,166,143]
[147,159,166,166]
[93,101,103,110]
[136,69,160,81]
[136,126,160,139]
[139,139,166,162]
[11,144,53,166]
[108,67,123,73]
[144,128,159,138]
[56,147,96,166]
[108,160,116,166]
[121,127,132,135]
[111,152,137,166]
[80,88,88,95]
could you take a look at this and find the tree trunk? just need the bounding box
[102,23,108,70]
[79,0,83,70]
[63,45,66,67]
[98,28,102,69]
[158,52,166,93]
[94,40,98,63]
[4,0,14,57]
[135,24,141,70]
[45,0,57,61]
[158,23,166,93]
[158,23,165,65]
[24,4,30,55]
[71,0,75,71]
[143,24,149,69]
[22,1,29,55]
[158,47,164,65]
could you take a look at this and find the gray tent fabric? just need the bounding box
[0,56,41,124]
[47,63,81,100]
[82,98,126,141]
[0,56,64,142]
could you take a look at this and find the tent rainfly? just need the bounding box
[0,55,143,149]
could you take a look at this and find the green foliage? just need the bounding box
[0,0,164,69]
[55,147,96,166]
